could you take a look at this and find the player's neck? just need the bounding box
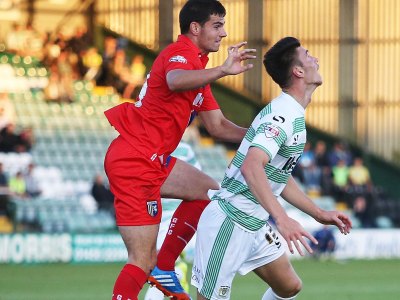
[283,83,317,109]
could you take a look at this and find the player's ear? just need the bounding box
[293,65,304,78]
[189,22,200,35]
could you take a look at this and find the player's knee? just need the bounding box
[284,277,302,298]
[127,250,157,275]
[274,277,302,298]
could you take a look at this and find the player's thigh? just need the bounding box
[192,202,251,300]
[119,224,159,275]
[253,253,302,296]
[105,136,166,225]
[161,158,219,200]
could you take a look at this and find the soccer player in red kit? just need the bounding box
[104,1,256,299]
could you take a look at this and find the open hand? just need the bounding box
[315,210,352,235]
[275,216,318,256]
[220,41,256,75]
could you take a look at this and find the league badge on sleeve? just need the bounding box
[169,55,187,64]
[264,123,280,139]
[147,200,159,217]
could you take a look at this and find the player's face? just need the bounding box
[297,47,323,86]
[197,14,227,54]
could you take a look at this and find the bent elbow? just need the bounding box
[166,71,183,91]
[209,127,223,140]
[167,81,179,92]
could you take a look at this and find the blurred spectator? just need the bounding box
[310,225,336,260]
[123,54,147,99]
[0,163,10,215]
[6,22,44,57]
[68,26,91,56]
[353,195,375,228]
[17,127,35,153]
[9,171,27,198]
[112,49,131,94]
[82,47,103,81]
[91,174,114,215]
[44,71,64,101]
[293,142,315,188]
[96,36,118,86]
[0,123,20,152]
[56,50,75,102]
[24,23,45,59]
[0,163,8,187]
[68,26,92,78]
[42,32,62,67]
[302,162,322,194]
[348,157,373,195]
[6,23,24,54]
[299,142,315,169]
[328,141,353,167]
[0,92,16,131]
[44,47,76,103]
[314,140,331,194]
[331,159,349,203]
[23,163,42,198]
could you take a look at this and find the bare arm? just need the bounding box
[166,42,256,91]
[198,109,247,143]
[281,176,352,234]
[241,147,318,255]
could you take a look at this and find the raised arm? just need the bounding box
[166,42,256,91]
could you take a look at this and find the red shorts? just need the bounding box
[104,136,177,226]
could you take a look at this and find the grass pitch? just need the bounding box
[0,259,399,300]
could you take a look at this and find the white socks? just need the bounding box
[261,288,297,300]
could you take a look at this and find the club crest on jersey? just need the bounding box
[218,286,230,297]
[264,123,280,139]
[169,55,187,64]
[147,200,158,217]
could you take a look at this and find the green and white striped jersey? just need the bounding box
[213,92,306,232]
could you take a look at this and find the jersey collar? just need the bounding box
[177,35,209,63]
[281,91,305,114]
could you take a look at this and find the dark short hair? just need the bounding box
[179,0,226,34]
[263,37,301,88]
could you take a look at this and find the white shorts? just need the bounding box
[191,201,285,300]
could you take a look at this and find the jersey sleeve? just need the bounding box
[196,84,220,112]
[251,115,292,160]
[164,48,198,73]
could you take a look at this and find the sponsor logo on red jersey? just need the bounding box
[193,93,204,107]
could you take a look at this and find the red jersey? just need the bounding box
[105,35,220,161]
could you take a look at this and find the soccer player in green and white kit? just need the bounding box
[191,37,352,300]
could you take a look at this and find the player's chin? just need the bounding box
[210,44,220,52]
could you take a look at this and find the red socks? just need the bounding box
[157,200,209,270]
[112,264,148,300]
